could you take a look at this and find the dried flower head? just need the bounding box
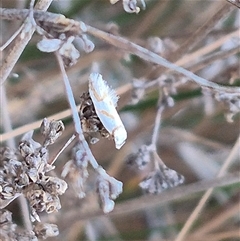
[1,120,67,224]
[146,37,165,55]
[40,118,64,146]
[78,34,95,53]
[159,91,175,109]
[214,91,240,122]
[111,0,146,13]
[131,78,146,104]
[0,209,17,241]
[0,209,38,241]
[36,15,86,39]
[61,143,89,198]
[37,36,80,67]
[41,176,68,196]
[146,37,178,56]
[96,167,123,213]
[0,148,24,208]
[25,186,62,222]
[34,223,59,240]
[139,164,185,194]
[126,145,151,170]
[36,16,94,67]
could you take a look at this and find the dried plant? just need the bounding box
[1,1,240,241]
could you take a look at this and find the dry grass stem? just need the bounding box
[175,135,240,241]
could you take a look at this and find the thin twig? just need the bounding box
[174,134,240,241]
[0,24,24,51]
[1,7,239,93]
[227,0,240,8]
[55,53,99,169]
[0,10,239,142]
[144,43,240,92]
[49,134,76,165]
[151,105,164,149]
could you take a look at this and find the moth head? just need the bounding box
[113,126,127,149]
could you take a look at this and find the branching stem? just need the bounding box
[86,25,240,94]
[55,53,99,169]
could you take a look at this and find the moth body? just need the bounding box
[89,73,127,149]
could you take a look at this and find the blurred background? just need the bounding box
[1,0,240,240]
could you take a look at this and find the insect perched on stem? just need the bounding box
[88,73,127,149]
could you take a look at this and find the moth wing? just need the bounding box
[89,73,119,107]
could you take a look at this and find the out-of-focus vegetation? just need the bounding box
[1,1,239,241]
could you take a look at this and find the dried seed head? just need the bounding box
[126,145,151,170]
[26,188,45,222]
[160,93,175,108]
[41,176,68,196]
[214,91,240,122]
[0,209,17,240]
[0,147,18,163]
[96,167,123,213]
[1,120,65,221]
[123,0,144,13]
[59,39,80,67]
[26,187,62,222]
[96,176,115,213]
[159,164,185,188]
[139,164,184,194]
[34,223,59,239]
[0,209,13,224]
[40,118,65,146]
[36,15,83,39]
[147,37,165,55]
[36,16,94,67]
[37,38,62,52]
[79,34,95,53]
[0,209,38,241]
[62,160,88,198]
[16,231,38,241]
[19,131,42,158]
[61,143,89,198]
[131,78,146,104]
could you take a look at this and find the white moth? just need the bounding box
[89,73,127,149]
